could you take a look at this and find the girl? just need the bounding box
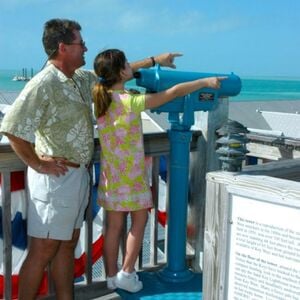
[93,49,224,293]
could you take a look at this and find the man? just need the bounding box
[0,18,181,299]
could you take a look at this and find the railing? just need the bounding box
[0,132,201,300]
[2,129,299,299]
[1,151,27,300]
[246,131,300,161]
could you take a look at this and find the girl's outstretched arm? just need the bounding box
[144,76,227,110]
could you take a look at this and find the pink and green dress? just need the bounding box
[96,91,153,211]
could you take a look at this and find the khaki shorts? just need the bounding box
[27,165,90,240]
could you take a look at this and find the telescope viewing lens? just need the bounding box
[133,72,141,79]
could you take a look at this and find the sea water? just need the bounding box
[238,76,300,102]
[1,69,300,102]
[0,69,32,92]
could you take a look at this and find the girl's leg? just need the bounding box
[104,211,125,277]
[122,209,148,273]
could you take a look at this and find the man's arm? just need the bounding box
[130,52,183,72]
[6,134,41,170]
[5,133,67,177]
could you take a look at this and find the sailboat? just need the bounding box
[12,68,33,81]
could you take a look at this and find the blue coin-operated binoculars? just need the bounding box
[135,66,241,283]
[135,65,241,130]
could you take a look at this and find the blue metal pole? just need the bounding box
[158,129,194,282]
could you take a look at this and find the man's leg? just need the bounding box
[18,237,61,300]
[50,229,80,300]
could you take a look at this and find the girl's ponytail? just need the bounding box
[93,82,112,118]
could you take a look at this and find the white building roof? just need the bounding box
[260,111,300,139]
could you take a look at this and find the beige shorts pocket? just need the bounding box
[27,167,49,202]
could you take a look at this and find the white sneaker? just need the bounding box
[115,270,143,293]
[107,275,117,290]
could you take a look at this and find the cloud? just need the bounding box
[110,8,243,36]
[199,18,243,34]
[117,10,150,32]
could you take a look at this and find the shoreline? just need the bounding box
[1,89,300,131]
[1,89,300,103]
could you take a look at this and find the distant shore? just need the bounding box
[1,89,300,107]
[1,90,300,131]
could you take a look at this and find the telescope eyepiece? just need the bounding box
[133,71,141,79]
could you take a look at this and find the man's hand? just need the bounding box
[130,52,183,73]
[154,52,183,69]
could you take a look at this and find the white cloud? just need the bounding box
[110,8,243,36]
[117,10,150,32]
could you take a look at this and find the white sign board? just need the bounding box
[226,195,300,299]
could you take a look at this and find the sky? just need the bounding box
[1,0,300,77]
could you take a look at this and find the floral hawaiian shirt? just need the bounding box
[0,64,97,164]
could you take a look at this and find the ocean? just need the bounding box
[1,69,300,102]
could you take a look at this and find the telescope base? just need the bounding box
[116,271,202,299]
[157,267,195,283]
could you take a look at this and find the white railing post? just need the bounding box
[1,171,12,300]
[189,98,229,271]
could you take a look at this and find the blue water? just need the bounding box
[237,76,300,102]
[1,69,300,102]
[0,69,36,92]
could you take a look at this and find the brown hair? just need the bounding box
[42,18,81,58]
[93,49,126,118]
